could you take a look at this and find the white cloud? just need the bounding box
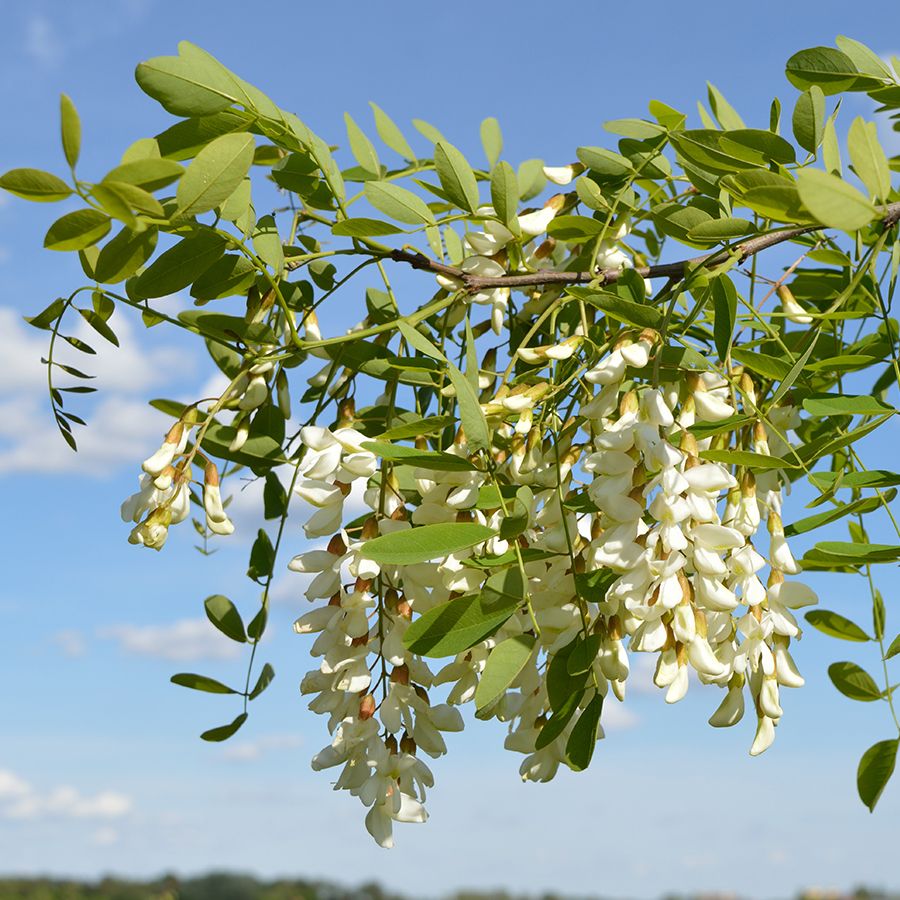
[601,703,638,732]
[222,734,304,762]
[24,14,63,68]
[98,618,242,662]
[0,768,131,821]
[52,629,88,658]
[91,826,120,846]
[0,305,193,475]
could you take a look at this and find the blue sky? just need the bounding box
[1,1,900,896]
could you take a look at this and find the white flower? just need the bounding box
[542,164,581,185]
[517,206,557,237]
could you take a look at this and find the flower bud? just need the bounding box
[238,373,269,411]
[276,369,291,419]
[777,284,813,325]
[142,422,185,476]
[390,664,410,686]
[358,694,376,720]
[749,714,775,756]
[542,163,584,185]
[709,684,745,727]
[229,415,250,453]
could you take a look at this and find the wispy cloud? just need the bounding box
[0,768,131,821]
[0,305,193,475]
[222,734,304,762]
[98,619,242,662]
[52,629,88,658]
[23,14,64,68]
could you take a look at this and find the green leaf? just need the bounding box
[490,161,519,232]
[190,254,257,301]
[803,393,896,416]
[547,640,589,713]
[721,169,810,223]
[711,275,737,360]
[369,102,415,160]
[25,298,66,331]
[263,471,287,520]
[707,83,745,130]
[178,310,275,345]
[134,230,226,298]
[344,112,381,176]
[404,576,522,658]
[796,168,876,231]
[94,226,158,284]
[78,309,118,346]
[517,158,546,202]
[805,610,871,642]
[247,529,275,581]
[408,119,442,145]
[792,86,826,154]
[397,321,446,361]
[857,739,898,812]
[204,594,247,643]
[332,217,403,237]
[836,36,895,80]
[0,167,72,202]
[249,662,275,700]
[535,699,579,750]
[364,181,435,226]
[252,214,284,274]
[570,288,662,329]
[247,603,268,642]
[360,522,496,566]
[379,415,456,440]
[785,495,885,537]
[434,141,480,214]
[809,542,900,564]
[847,116,891,202]
[480,117,503,167]
[103,158,184,191]
[474,634,535,710]
[873,590,886,642]
[785,47,861,94]
[60,93,81,169]
[447,361,491,453]
[44,209,111,251]
[567,633,603,675]
[687,217,756,242]
[361,441,478,472]
[136,42,242,117]
[698,449,796,470]
[175,132,255,218]
[547,215,609,241]
[576,146,633,179]
[171,673,237,694]
[822,115,842,176]
[809,470,900,491]
[566,693,604,771]
[828,661,883,701]
[885,634,900,661]
[201,712,248,742]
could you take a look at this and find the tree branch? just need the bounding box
[388,201,900,293]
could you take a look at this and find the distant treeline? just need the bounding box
[0,875,896,900]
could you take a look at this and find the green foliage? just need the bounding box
[5,33,900,827]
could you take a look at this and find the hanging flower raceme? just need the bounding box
[284,323,816,848]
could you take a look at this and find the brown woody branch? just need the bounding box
[388,201,900,293]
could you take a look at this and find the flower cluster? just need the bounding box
[288,329,816,846]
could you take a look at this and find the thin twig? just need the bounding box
[387,201,900,294]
